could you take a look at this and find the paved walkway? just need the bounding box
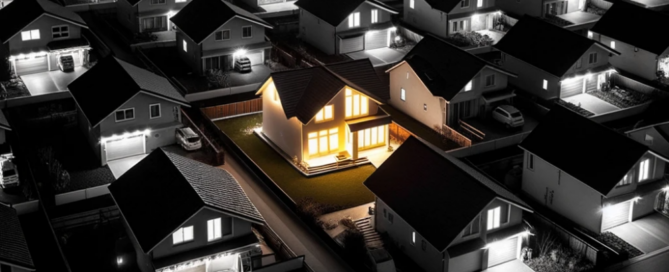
[218,150,353,272]
[483,260,534,272]
[562,93,619,115]
[609,213,669,253]
[319,202,374,238]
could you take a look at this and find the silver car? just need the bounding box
[176,127,202,151]
[492,105,524,128]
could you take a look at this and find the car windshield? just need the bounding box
[3,169,15,176]
[510,112,522,118]
[187,137,200,143]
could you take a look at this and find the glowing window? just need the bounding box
[400,88,406,101]
[329,128,339,151]
[465,80,472,91]
[411,232,416,245]
[346,88,369,118]
[638,158,650,182]
[371,9,379,24]
[308,132,318,155]
[587,31,593,39]
[207,218,222,241]
[21,29,40,41]
[172,226,194,245]
[410,0,414,9]
[348,12,360,28]
[319,130,328,153]
[542,79,548,90]
[486,207,501,230]
[610,41,615,49]
[315,105,334,122]
[182,40,187,52]
[477,0,482,7]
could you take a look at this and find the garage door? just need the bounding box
[559,77,584,98]
[602,201,631,231]
[488,237,518,267]
[106,134,145,161]
[364,30,388,50]
[15,55,48,75]
[339,35,364,54]
[246,52,263,66]
[448,250,481,272]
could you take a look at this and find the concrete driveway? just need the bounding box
[484,260,534,272]
[608,213,669,254]
[107,154,147,179]
[562,93,620,115]
[21,67,88,96]
[347,48,405,67]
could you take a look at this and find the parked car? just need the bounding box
[0,154,18,189]
[492,105,524,128]
[176,127,202,151]
[58,55,74,72]
[234,57,252,73]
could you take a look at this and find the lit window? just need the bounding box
[315,105,334,122]
[21,29,40,41]
[406,72,409,79]
[371,9,379,24]
[465,80,472,91]
[542,79,548,90]
[329,128,339,151]
[587,31,593,39]
[207,218,222,241]
[610,41,615,49]
[477,0,482,7]
[645,134,654,145]
[400,88,406,101]
[638,158,650,182]
[242,26,252,38]
[527,153,534,170]
[484,74,495,87]
[588,52,598,64]
[115,108,135,122]
[172,226,194,245]
[309,129,339,155]
[487,207,501,230]
[175,0,186,2]
[411,231,416,245]
[617,174,631,187]
[52,26,69,39]
[345,88,368,118]
[149,104,161,119]
[410,0,414,9]
[308,132,318,155]
[182,40,187,52]
[215,30,231,41]
[461,0,469,8]
[348,12,360,28]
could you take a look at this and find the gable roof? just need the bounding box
[0,0,87,43]
[68,56,188,127]
[495,15,617,77]
[591,2,669,55]
[0,205,34,270]
[423,0,465,13]
[392,35,515,101]
[295,0,397,26]
[364,136,530,252]
[519,106,650,196]
[269,59,389,124]
[109,149,264,253]
[170,0,272,44]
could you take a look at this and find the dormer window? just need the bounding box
[172,226,193,245]
[461,0,469,8]
[464,80,472,91]
[315,105,334,122]
[345,88,368,118]
[348,12,360,28]
[588,52,598,64]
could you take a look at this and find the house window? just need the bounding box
[411,231,416,245]
[308,128,339,155]
[452,20,467,33]
[207,218,222,241]
[484,74,495,87]
[617,174,631,187]
[477,0,482,7]
[383,208,387,218]
[315,105,334,122]
[348,12,360,28]
[410,0,414,9]
[175,0,186,2]
[149,104,161,119]
[487,207,501,230]
[345,88,369,118]
[638,158,651,182]
[400,88,406,101]
[575,57,582,69]
[597,73,606,90]
[172,226,194,245]
[142,16,167,32]
[242,26,252,38]
[150,0,165,4]
[371,9,379,24]
[463,215,480,236]
[587,31,593,39]
[461,0,469,8]
[465,80,472,91]
[215,30,230,41]
[423,103,427,111]
[645,134,654,145]
[115,108,135,122]
[527,153,534,170]
[388,213,394,224]
[52,26,69,39]
[588,52,598,64]
[183,40,187,52]
[21,29,40,41]
[610,41,615,49]
[542,79,548,90]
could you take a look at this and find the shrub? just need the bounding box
[205,69,230,89]
[340,217,357,230]
[295,198,340,228]
[341,229,367,263]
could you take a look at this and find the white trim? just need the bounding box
[51,24,70,40]
[114,108,135,122]
[149,103,161,119]
[215,29,231,41]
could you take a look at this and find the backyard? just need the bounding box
[215,113,375,209]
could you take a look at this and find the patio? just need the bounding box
[608,213,669,254]
[557,11,601,26]
[347,48,406,67]
[562,93,620,116]
[21,67,89,96]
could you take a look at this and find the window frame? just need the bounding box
[486,206,501,231]
[215,29,231,41]
[172,226,194,245]
[616,174,631,187]
[462,215,480,237]
[484,74,495,87]
[371,9,379,24]
[52,25,69,39]
[115,108,135,122]
[638,158,651,182]
[527,153,534,171]
[21,29,40,41]
[348,12,361,28]
[149,103,161,119]
[207,218,222,242]
[588,52,598,64]
[400,88,406,101]
[315,105,334,123]
[150,0,166,5]
[241,26,252,39]
[461,0,470,8]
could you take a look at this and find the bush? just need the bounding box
[295,198,340,228]
[443,31,494,48]
[340,217,357,230]
[37,147,71,193]
[341,229,367,263]
[205,69,230,89]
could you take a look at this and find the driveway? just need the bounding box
[107,154,147,179]
[608,213,669,254]
[562,93,620,115]
[347,48,405,67]
[21,67,88,96]
[484,260,534,272]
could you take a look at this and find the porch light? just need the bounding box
[389,26,397,32]
[472,14,479,21]
[366,30,378,36]
[633,196,642,203]
[100,129,151,144]
[117,257,123,265]
[233,49,247,57]
[663,186,669,192]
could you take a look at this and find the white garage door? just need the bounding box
[488,237,518,267]
[106,134,145,161]
[15,55,48,75]
[559,77,584,98]
[365,30,389,50]
[246,52,263,66]
[602,201,631,231]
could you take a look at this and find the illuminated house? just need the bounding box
[494,15,619,102]
[0,0,90,76]
[68,56,189,166]
[520,106,669,234]
[170,0,273,75]
[295,0,398,55]
[257,59,390,169]
[403,0,509,43]
[386,35,516,131]
[496,0,604,34]
[590,2,669,83]
[365,136,533,272]
[116,0,187,34]
[109,149,264,272]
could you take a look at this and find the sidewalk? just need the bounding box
[218,149,353,272]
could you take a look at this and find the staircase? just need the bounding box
[354,217,384,249]
[307,157,370,175]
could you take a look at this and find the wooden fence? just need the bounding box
[201,98,262,120]
[389,122,412,144]
[443,124,473,147]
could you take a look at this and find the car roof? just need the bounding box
[498,105,518,113]
[179,127,199,138]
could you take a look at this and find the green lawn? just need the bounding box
[216,114,375,209]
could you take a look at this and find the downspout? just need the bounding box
[441,251,446,272]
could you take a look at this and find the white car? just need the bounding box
[0,154,18,189]
[176,127,202,151]
[492,105,524,128]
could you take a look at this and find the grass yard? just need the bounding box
[216,114,375,209]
